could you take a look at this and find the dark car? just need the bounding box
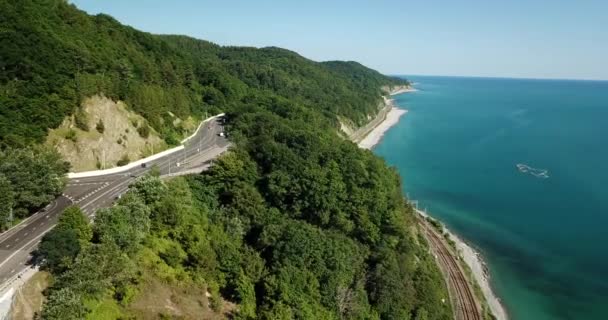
[141,163,147,168]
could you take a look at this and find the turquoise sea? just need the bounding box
[374,76,608,320]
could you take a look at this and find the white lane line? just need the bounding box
[0,224,56,270]
[79,179,132,211]
[0,198,60,244]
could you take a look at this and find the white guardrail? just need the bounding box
[67,113,225,179]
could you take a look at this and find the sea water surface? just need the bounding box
[374,76,608,320]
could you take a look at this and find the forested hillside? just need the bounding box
[1,0,449,319]
[0,0,404,147]
[0,146,68,229]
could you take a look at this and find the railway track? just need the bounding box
[420,218,482,320]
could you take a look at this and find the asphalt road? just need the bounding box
[0,117,230,286]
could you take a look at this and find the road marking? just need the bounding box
[0,198,60,243]
[0,127,225,281]
[0,224,55,270]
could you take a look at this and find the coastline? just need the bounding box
[358,106,407,149]
[357,86,414,149]
[357,86,508,320]
[417,209,508,320]
[390,86,418,95]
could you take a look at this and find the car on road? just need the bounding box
[218,132,225,137]
[141,163,147,168]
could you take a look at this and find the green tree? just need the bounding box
[0,174,14,230]
[37,228,81,273]
[0,146,68,218]
[130,175,168,206]
[57,206,92,243]
[41,288,88,320]
[93,194,150,253]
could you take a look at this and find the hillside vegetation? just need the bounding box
[0,0,405,148]
[2,1,449,319]
[0,146,68,229]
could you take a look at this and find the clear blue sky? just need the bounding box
[71,0,608,80]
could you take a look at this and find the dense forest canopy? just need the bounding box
[1,0,449,319]
[0,0,405,147]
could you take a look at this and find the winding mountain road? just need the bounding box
[0,117,230,289]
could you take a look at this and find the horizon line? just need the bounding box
[389,73,608,82]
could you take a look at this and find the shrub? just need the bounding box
[164,134,179,146]
[96,119,105,133]
[65,129,77,142]
[137,124,150,138]
[117,154,130,166]
[74,109,89,131]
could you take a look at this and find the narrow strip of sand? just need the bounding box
[358,106,407,149]
[357,88,412,149]
[390,87,418,95]
[416,209,508,320]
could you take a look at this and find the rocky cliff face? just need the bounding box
[46,95,166,172]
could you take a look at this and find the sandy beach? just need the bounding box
[358,105,407,149]
[357,88,413,149]
[390,87,418,95]
[356,87,508,320]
